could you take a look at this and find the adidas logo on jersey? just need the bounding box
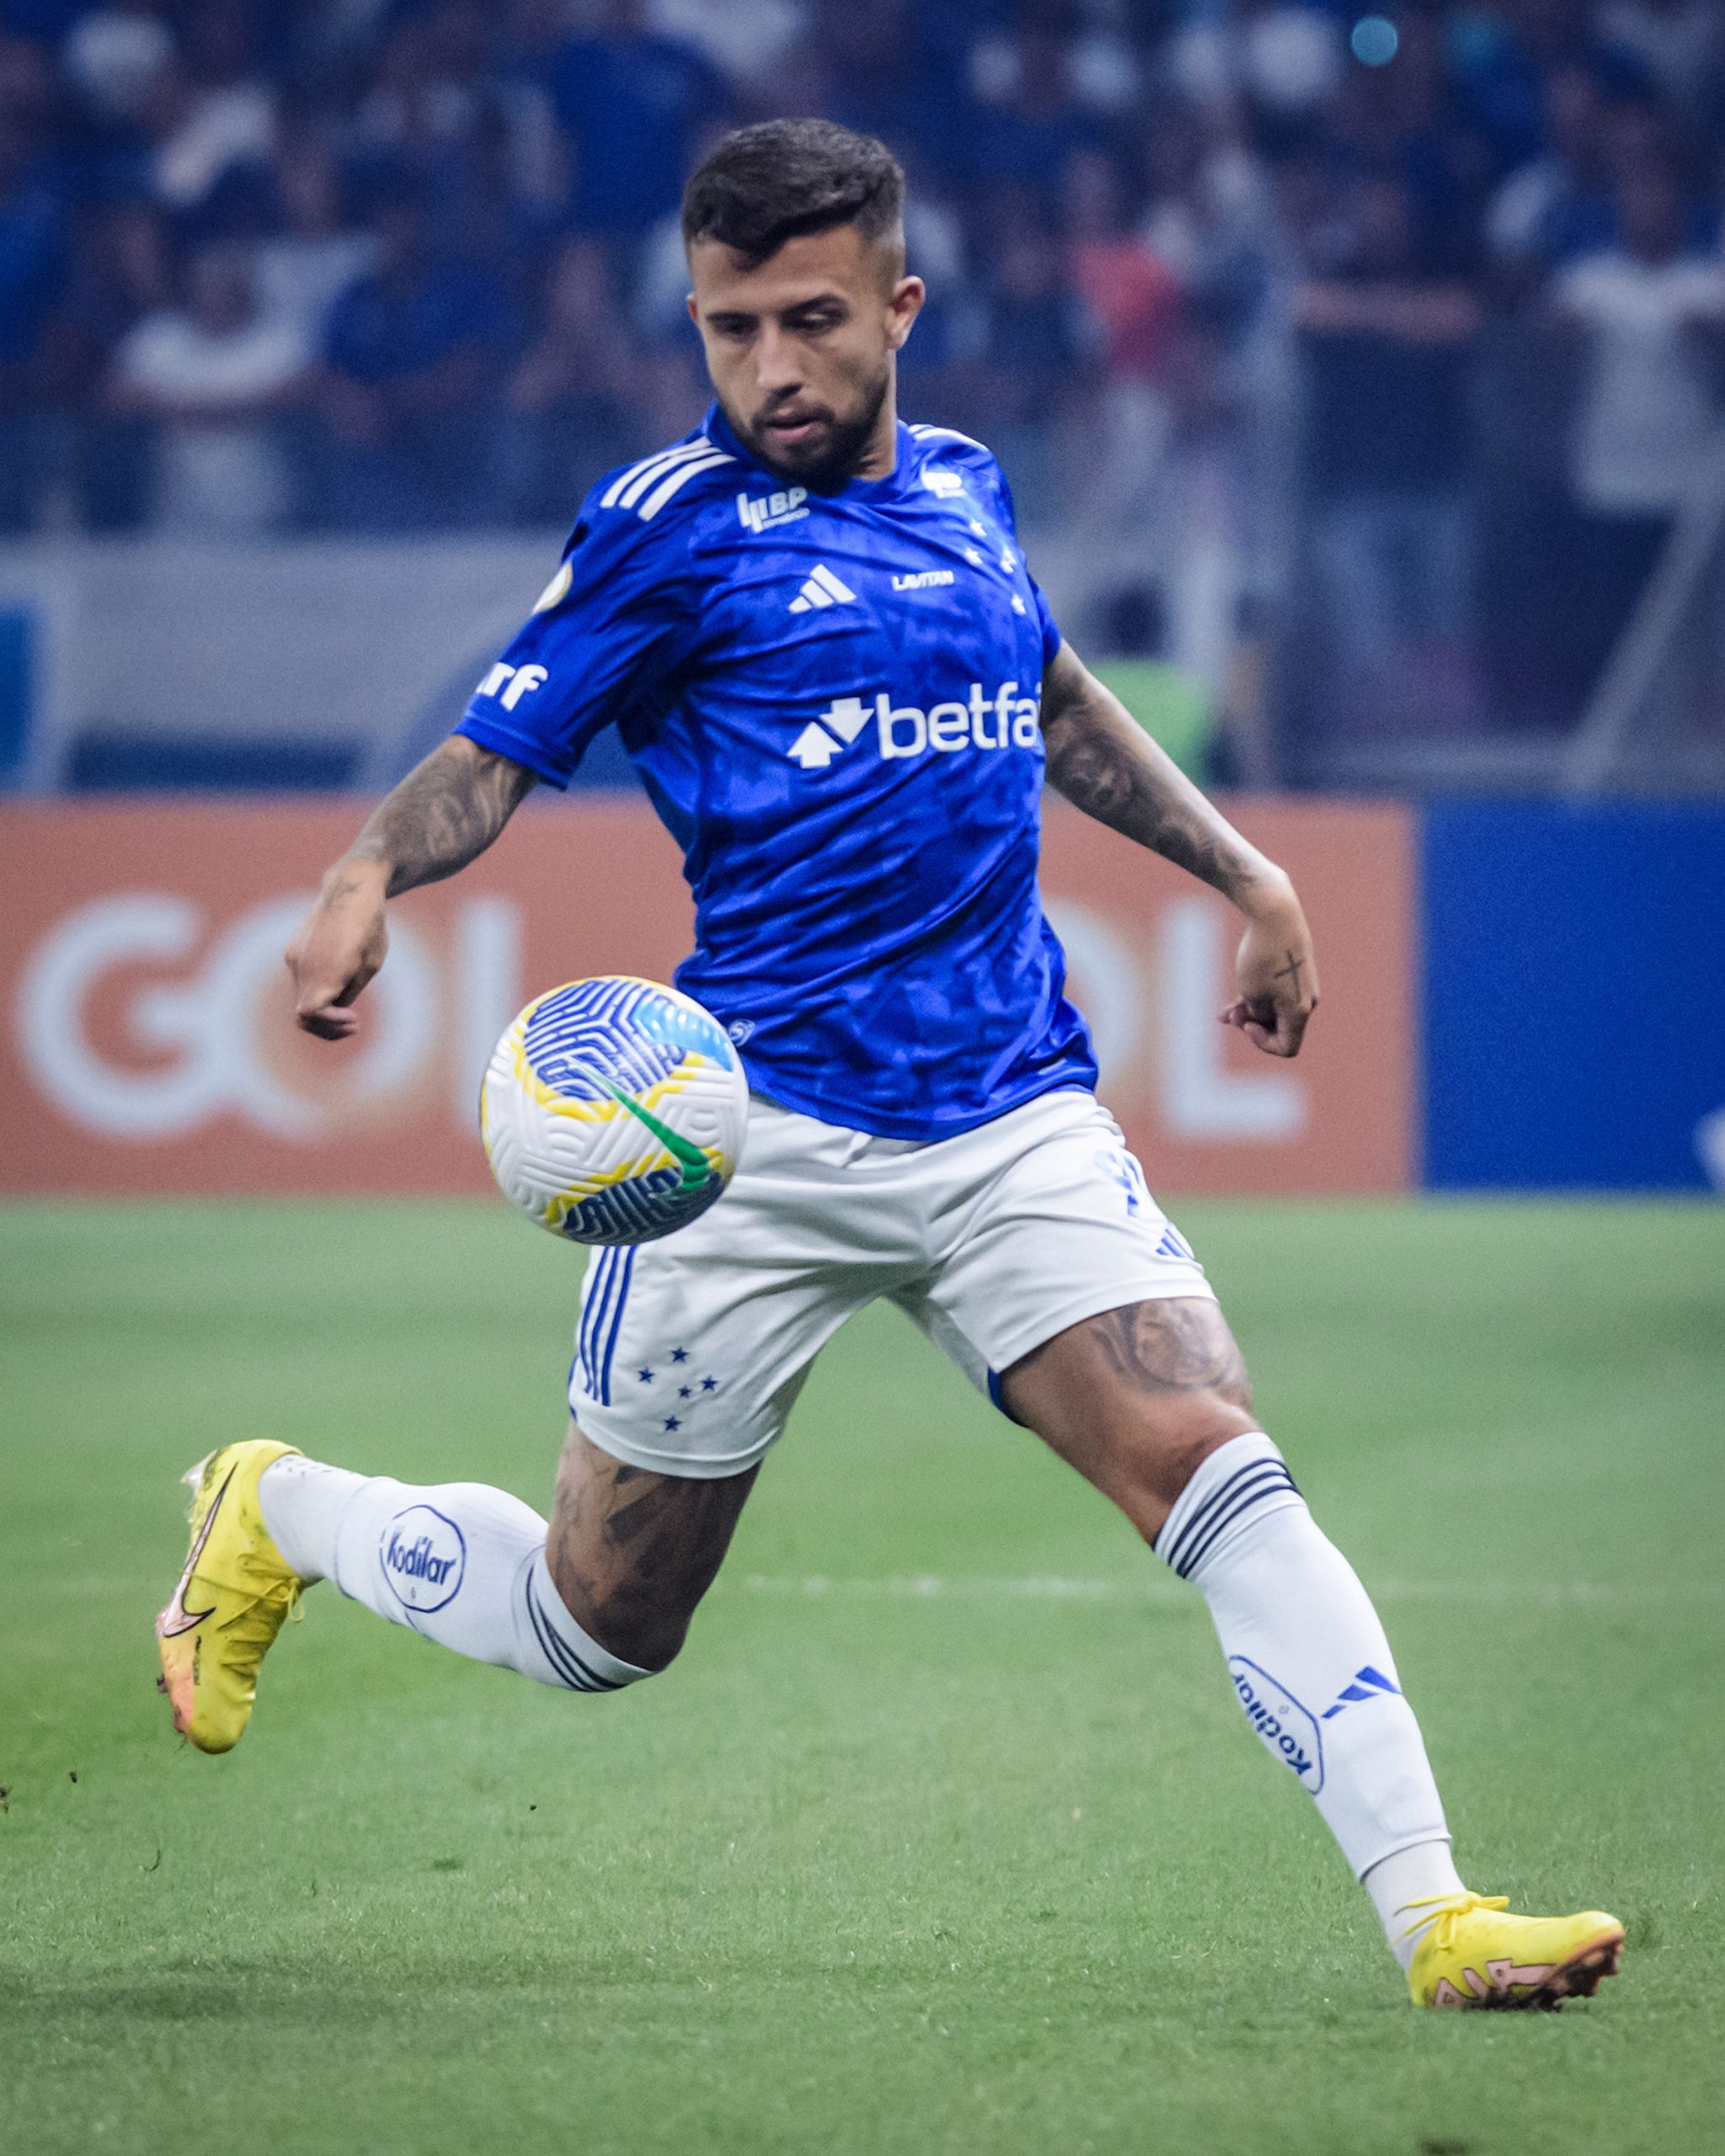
[737,485,809,533]
[788,564,857,613]
[788,682,1043,771]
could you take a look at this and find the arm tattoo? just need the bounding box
[1040,654,1268,904]
[340,739,537,899]
[1085,1299,1251,1402]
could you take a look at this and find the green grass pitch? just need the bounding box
[2,1198,1721,2155]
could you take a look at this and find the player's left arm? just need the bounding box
[1039,642,1318,1059]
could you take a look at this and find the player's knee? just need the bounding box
[541,1547,688,1677]
[1116,1386,1259,1531]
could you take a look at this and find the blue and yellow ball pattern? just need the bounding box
[481,976,748,1245]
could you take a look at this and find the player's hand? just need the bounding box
[1221,884,1319,1059]
[286,861,390,1040]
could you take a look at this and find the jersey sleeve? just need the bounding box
[980,455,1062,670]
[456,493,699,787]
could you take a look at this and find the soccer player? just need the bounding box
[158,121,1621,2012]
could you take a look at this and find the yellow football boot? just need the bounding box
[1405,1892,1625,2010]
[155,1440,309,1753]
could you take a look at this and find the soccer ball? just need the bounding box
[481,976,749,1245]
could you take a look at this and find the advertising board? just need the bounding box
[0,798,1414,1198]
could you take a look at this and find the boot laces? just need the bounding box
[1399,1891,1509,1946]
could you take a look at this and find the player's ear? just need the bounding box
[886,275,925,352]
[685,291,697,324]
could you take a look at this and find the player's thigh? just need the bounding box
[546,1422,758,1671]
[553,1102,903,1657]
[908,1091,1256,1539]
[1001,1297,1257,1542]
[566,1181,883,1485]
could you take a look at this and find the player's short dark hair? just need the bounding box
[681,120,905,268]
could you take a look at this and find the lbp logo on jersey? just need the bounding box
[789,682,1042,771]
[1228,1654,1325,1793]
[380,1505,467,1614]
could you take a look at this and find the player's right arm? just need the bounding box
[287,736,537,1040]
[286,442,708,1041]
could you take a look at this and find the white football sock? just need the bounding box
[259,1458,649,1693]
[1362,1840,1470,1970]
[256,1454,361,1582]
[1155,1432,1465,1964]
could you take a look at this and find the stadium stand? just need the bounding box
[2,0,1724,782]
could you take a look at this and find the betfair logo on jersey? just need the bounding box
[788,682,1042,771]
[477,660,547,711]
[737,485,809,533]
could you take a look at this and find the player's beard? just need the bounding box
[730,365,891,491]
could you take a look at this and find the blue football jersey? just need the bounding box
[457,403,1097,1139]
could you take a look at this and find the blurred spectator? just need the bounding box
[41,197,169,527]
[811,0,951,175]
[653,0,806,90]
[1168,0,1344,125]
[501,235,641,521]
[960,21,1102,200]
[547,0,724,244]
[1596,0,1721,118]
[1295,175,1481,723]
[1329,8,1485,251]
[1484,61,1617,276]
[318,187,513,528]
[1452,0,1604,179]
[969,212,1100,522]
[61,0,174,125]
[1552,155,1725,701]
[107,242,307,534]
[1064,147,1183,535]
[142,4,275,227]
[0,119,64,529]
[892,157,974,419]
[252,126,374,355]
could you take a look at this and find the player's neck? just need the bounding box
[846,391,900,483]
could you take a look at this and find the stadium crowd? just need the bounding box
[3,0,1725,738]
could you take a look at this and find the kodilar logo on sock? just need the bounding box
[1227,1655,1324,1794]
[381,1505,467,1614]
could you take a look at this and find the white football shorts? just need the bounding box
[569,1086,1213,1478]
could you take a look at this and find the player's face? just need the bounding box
[686,224,923,486]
